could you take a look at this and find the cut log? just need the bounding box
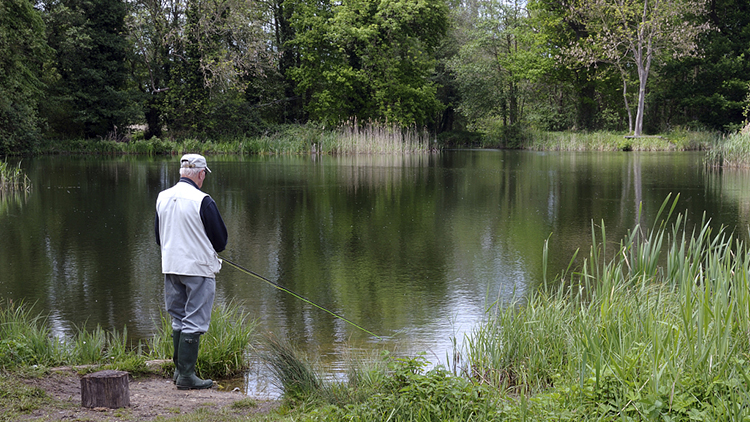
[80,370,130,408]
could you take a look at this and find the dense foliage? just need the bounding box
[0,0,52,154]
[1,0,749,153]
[42,0,136,139]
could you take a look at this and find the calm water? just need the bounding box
[2,151,750,395]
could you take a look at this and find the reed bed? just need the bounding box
[330,119,434,154]
[465,195,750,420]
[0,160,31,195]
[706,130,750,168]
[523,129,715,151]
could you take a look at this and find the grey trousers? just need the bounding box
[164,274,216,334]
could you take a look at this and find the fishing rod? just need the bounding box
[219,255,383,340]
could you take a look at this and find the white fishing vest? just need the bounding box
[156,181,222,277]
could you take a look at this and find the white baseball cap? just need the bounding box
[180,154,211,173]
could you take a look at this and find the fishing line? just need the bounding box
[219,255,383,340]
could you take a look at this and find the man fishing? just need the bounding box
[155,154,228,390]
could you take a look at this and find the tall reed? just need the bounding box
[330,119,434,154]
[36,123,434,156]
[706,130,750,168]
[465,195,750,419]
[0,161,31,195]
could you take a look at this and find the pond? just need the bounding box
[2,150,749,396]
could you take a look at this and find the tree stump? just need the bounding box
[80,370,130,408]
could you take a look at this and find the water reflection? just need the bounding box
[1,151,749,397]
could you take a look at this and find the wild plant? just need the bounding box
[69,324,107,364]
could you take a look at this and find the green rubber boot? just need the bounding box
[175,332,213,390]
[172,329,181,384]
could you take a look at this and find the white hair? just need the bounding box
[180,167,203,178]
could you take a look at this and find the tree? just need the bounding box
[529,0,604,131]
[43,0,136,138]
[128,0,272,138]
[289,0,449,127]
[269,0,304,122]
[0,0,52,153]
[564,0,710,136]
[448,0,552,141]
[649,0,750,132]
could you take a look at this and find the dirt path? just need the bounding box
[17,365,278,421]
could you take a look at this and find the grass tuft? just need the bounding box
[0,301,63,368]
[0,373,51,421]
[261,334,321,402]
[148,301,257,379]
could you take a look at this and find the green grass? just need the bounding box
[261,334,322,402]
[148,301,257,379]
[35,122,435,156]
[0,301,65,368]
[0,373,53,422]
[261,341,500,421]
[0,300,256,379]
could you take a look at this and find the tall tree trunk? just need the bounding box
[617,65,633,133]
[633,0,654,136]
[634,34,653,137]
[634,69,646,137]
